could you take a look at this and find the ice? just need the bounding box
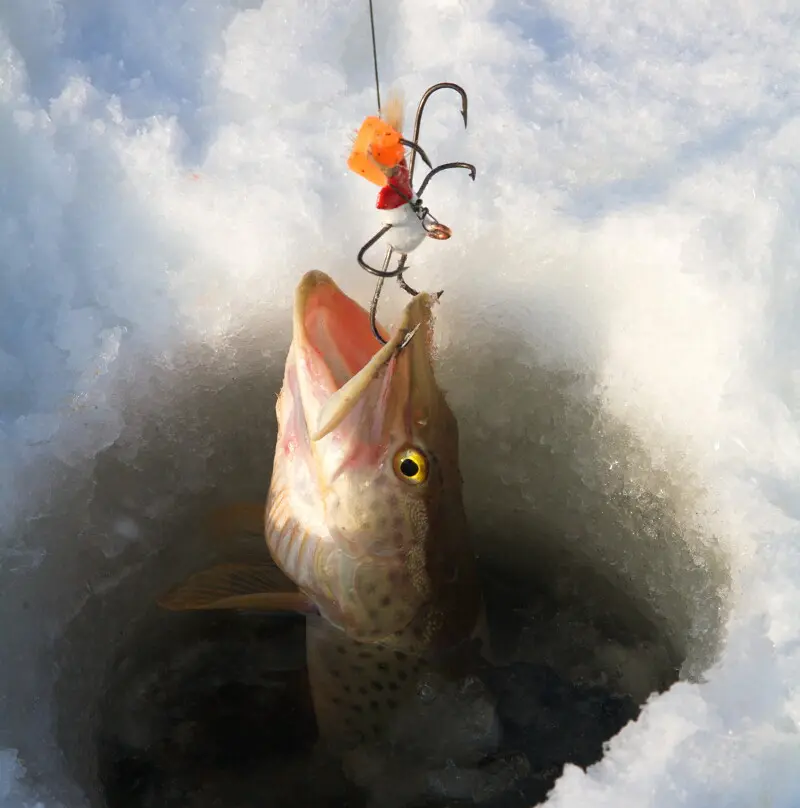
[0,749,54,808]
[2,0,800,806]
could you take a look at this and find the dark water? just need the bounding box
[97,565,670,808]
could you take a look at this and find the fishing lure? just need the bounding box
[347,82,476,344]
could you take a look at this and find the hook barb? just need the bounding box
[399,138,433,170]
[416,162,477,198]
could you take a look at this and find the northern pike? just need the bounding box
[160,271,500,795]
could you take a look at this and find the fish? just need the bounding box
[159,270,495,790]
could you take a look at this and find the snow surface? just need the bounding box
[2,0,800,806]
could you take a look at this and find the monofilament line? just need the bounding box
[368,0,382,114]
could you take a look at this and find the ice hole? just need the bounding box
[34,338,730,807]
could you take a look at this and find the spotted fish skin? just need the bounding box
[304,617,426,753]
[265,271,486,759]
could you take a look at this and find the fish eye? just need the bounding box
[392,447,429,485]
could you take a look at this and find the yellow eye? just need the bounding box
[392,447,429,485]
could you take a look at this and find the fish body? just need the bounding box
[267,270,487,756]
[161,270,494,788]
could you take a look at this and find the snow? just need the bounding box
[2,0,800,806]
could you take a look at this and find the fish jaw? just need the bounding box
[266,270,482,652]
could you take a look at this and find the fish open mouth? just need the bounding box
[292,271,438,442]
[294,271,385,391]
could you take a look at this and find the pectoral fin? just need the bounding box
[158,562,315,614]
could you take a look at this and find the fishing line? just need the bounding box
[368,0,382,114]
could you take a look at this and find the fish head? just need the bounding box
[293,271,457,512]
[268,271,480,650]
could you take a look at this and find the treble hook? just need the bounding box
[408,82,469,183]
[356,82,474,346]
